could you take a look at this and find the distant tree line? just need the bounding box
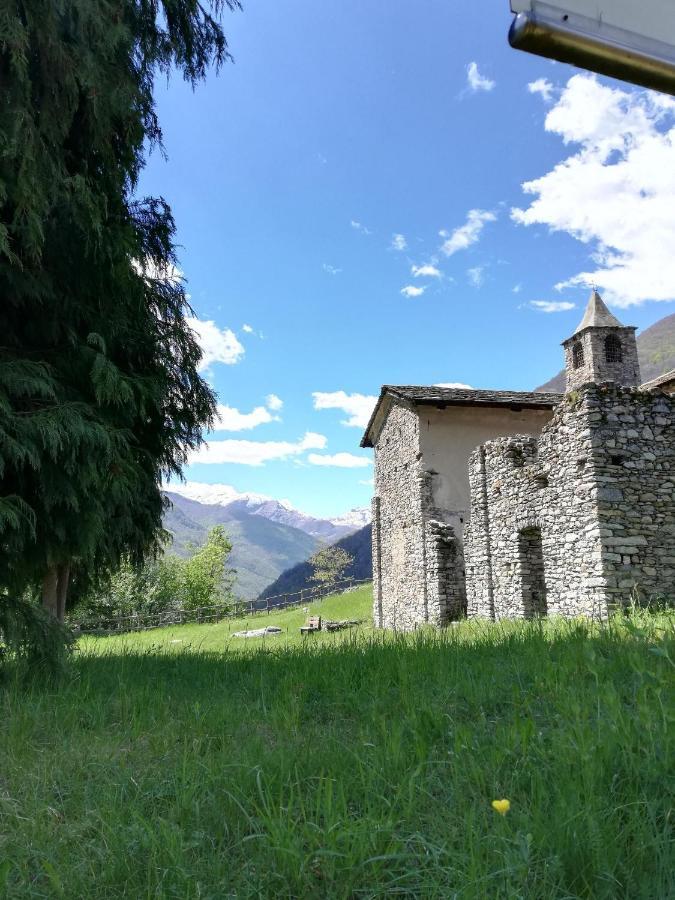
[0,1,239,673]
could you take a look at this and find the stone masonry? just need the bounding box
[366,391,560,629]
[464,384,675,618]
[562,291,641,392]
[366,289,674,627]
[370,401,469,629]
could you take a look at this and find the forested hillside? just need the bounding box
[259,524,372,601]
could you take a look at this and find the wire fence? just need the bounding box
[72,578,371,636]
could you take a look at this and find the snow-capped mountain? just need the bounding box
[166,482,369,542]
[166,481,289,510]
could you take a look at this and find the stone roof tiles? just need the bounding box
[572,290,627,335]
[360,386,563,447]
[640,368,675,392]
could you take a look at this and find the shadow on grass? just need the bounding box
[1,614,672,899]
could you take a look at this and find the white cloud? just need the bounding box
[391,233,407,251]
[359,477,375,487]
[411,264,442,278]
[213,404,280,432]
[307,453,372,469]
[401,285,426,298]
[242,323,254,334]
[192,432,327,466]
[187,317,245,371]
[312,391,378,429]
[434,382,474,389]
[351,220,372,235]
[527,78,554,102]
[467,62,495,93]
[467,266,485,288]
[528,300,576,313]
[440,209,496,256]
[323,264,342,275]
[512,283,522,294]
[512,73,675,307]
[265,394,283,412]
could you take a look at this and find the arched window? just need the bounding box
[572,341,585,369]
[605,334,622,363]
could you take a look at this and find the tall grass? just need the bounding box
[0,595,672,898]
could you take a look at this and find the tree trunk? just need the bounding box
[42,566,59,618]
[56,563,70,623]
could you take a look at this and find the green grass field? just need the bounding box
[1,585,673,898]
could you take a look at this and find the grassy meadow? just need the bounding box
[0,584,673,898]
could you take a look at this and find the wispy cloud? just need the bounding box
[242,323,254,334]
[440,209,496,256]
[411,263,442,278]
[191,432,327,466]
[528,300,576,313]
[527,77,554,102]
[391,233,407,251]
[351,220,372,235]
[401,285,426,298]
[187,317,245,371]
[512,283,522,294]
[307,452,372,469]
[312,391,378,429]
[434,382,474,389]
[467,266,485,288]
[513,73,675,307]
[359,477,374,487]
[466,62,495,93]
[322,264,342,275]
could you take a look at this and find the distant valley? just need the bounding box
[259,524,373,602]
[163,485,371,600]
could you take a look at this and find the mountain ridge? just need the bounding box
[167,481,370,543]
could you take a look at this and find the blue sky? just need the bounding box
[146,0,675,518]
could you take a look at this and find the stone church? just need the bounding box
[362,291,674,627]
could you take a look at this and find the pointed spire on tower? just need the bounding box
[562,288,640,391]
[573,289,623,334]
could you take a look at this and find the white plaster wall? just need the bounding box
[418,406,554,530]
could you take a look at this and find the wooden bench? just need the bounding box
[300,615,322,634]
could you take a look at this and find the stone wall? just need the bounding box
[371,402,470,629]
[372,403,428,629]
[464,409,606,619]
[421,470,466,624]
[464,384,675,618]
[588,384,675,601]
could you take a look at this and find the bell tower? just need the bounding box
[562,290,641,392]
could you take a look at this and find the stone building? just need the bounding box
[364,291,674,627]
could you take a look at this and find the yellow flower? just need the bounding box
[492,799,510,816]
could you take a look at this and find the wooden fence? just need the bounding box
[72,578,371,636]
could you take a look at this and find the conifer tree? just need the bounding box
[0,1,240,623]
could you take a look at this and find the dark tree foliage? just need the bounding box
[0,1,240,624]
